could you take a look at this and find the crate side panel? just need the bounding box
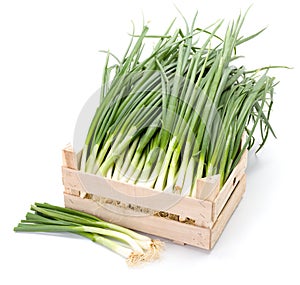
[64,194,211,250]
[196,174,220,201]
[213,149,247,221]
[210,174,246,249]
[62,167,213,226]
[62,145,78,170]
[62,167,84,194]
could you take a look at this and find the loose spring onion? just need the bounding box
[14,203,164,266]
[79,9,287,195]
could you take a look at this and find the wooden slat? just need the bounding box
[196,174,220,201]
[210,174,246,249]
[64,193,212,250]
[63,174,246,250]
[62,167,84,192]
[62,144,78,170]
[212,149,248,221]
[61,145,248,227]
[62,166,213,227]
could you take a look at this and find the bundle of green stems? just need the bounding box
[80,11,283,196]
[14,203,163,265]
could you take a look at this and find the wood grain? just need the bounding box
[61,143,248,250]
[210,174,246,248]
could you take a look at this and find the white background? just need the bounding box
[1,0,299,284]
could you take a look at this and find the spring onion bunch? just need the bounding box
[80,11,283,196]
[14,203,163,266]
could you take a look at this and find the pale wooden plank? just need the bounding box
[63,187,80,196]
[196,174,220,201]
[61,167,84,192]
[212,149,247,221]
[62,144,78,170]
[64,193,211,250]
[61,140,248,250]
[210,174,246,249]
[62,144,247,229]
[62,167,214,227]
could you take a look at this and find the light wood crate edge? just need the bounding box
[63,174,246,250]
[62,145,247,227]
[61,145,247,249]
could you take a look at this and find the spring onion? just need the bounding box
[14,203,164,266]
[79,10,286,196]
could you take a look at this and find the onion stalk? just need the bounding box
[14,203,164,266]
[79,9,287,195]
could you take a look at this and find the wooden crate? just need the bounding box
[62,145,247,250]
